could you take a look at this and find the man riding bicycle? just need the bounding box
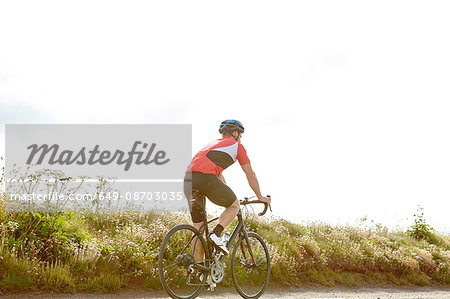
[184,120,271,266]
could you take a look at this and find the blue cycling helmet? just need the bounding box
[219,119,245,135]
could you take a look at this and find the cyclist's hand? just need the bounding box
[258,196,271,205]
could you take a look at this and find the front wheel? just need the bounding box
[231,231,270,299]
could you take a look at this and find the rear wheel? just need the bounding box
[158,224,209,299]
[231,232,270,299]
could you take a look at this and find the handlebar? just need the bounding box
[239,195,272,216]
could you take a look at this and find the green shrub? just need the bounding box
[38,261,76,291]
[92,273,127,292]
[0,274,34,291]
[407,206,437,244]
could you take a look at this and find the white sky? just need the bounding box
[1,1,449,232]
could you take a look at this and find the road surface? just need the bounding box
[1,286,450,298]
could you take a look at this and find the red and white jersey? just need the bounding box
[187,136,250,176]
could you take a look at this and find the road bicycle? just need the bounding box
[158,191,272,299]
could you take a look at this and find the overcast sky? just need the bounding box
[1,1,449,232]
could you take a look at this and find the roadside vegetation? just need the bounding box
[0,161,448,293]
[0,197,449,293]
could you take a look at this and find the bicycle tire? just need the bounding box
[158,224,209,299]
[231,231,270,299]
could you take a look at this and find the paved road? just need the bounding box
[1,286,450,299]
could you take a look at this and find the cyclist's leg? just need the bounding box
[218,198,240,229]
[200,174,239,235]
[191,221,205,263]
[184,172,206,264]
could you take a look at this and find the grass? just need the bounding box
[0,198,449,292]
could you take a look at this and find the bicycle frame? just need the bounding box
[193,206,256,268]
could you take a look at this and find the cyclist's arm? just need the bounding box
[241,163,264,200]
[219,173,226,184]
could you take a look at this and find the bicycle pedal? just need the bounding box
[204,274,215,291]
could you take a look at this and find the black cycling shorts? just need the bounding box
[183,172,237,223]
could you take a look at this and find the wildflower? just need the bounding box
[7,221,19,232]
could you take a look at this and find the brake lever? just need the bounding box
[257,195,272,216]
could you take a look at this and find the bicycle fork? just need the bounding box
[240,230,257,266]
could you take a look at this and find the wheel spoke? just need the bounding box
[162,261,178,270]
[164,263,179,277]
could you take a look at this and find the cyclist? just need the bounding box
[184,120,271,264]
